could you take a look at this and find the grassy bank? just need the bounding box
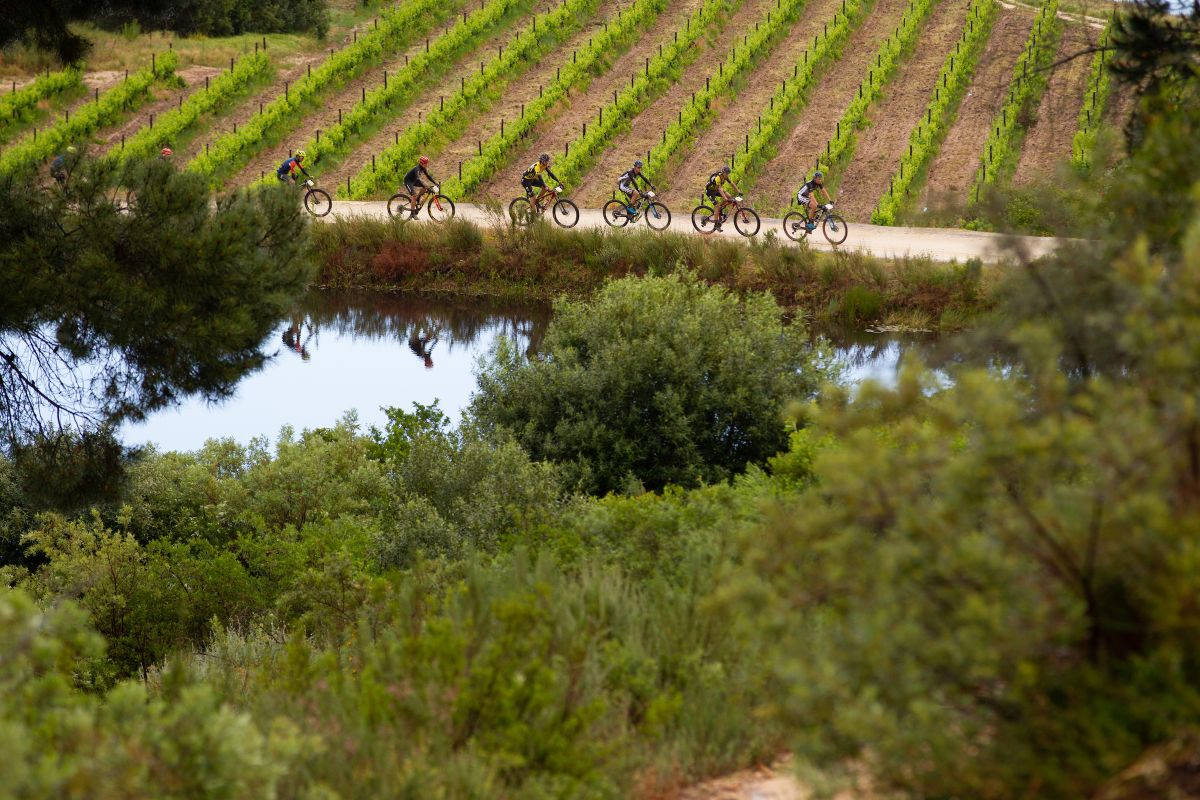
[313,215,998,331]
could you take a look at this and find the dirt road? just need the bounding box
[326,199,1065,263]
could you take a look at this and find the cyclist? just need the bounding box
[276,150,311,184]
[403,155,438,218]
[50,145,78,187]
[617,159,655,216]
[704,165,739,231]
[796,170,833,231]
[521,153,560,202]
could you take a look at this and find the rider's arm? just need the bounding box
[422,166,437,185]
[299,164,312,178]
[546,167,561,184]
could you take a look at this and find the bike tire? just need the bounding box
[427,194,455,223]
[782,211,809,242]
[553,198,579,228]
[645,201,671,231]
[387,193,412,220]
[823,213,849,245]
[603,199,630,228]
[509,197,535,227]
[691,204,717,234]
[734,207,761,237]
[305,188,332,217]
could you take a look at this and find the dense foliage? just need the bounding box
[0,0,328,64]
[0,157,315,447]
[471,274,827,494]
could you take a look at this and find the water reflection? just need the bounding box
[124,291,551,452]
[816,326,944,388]
[125,290,942,453]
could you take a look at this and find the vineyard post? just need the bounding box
[384,71,388,88]
[646,57,650,76]
[317,130,321,144]
[339,108,342,124]
[361,87,365,102]
[263,36,267,50]
[205,142,209,155]
[32,128,36,142]
[837,121,840,138]
[354,30,358,41]
[521,103,525,117]
[502,118,505,136]
[286,81,290,100]
[255,43,258,54]
[121,135,125,150]
[394,131,398,144]
[96,88,100,102]
[372,155,376,171]
[260,101,264,115]
[564,142,569,156]
[152,53,156,72]
[479,140,483,155]
[441,96,444,111]
[347,176,351,196]
[125,70,129,81]
[426,38,429,52]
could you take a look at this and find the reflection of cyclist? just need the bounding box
[282,320,313,361]
[408,325,439,369]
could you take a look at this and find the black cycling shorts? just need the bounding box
[522,176,545,192]
[404,179,427,195]
[706,188,723,202]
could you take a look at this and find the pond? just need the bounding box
[124,290,941,452]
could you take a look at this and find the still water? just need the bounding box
[124,291,937,452]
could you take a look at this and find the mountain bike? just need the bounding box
[602,190,671,230]
[509,185,579,228]
[783,202,848,245]
[386,185,456,222]
[301,179,332,217]
[692,194,761,237]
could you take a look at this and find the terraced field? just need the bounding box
[0,0,1130,230]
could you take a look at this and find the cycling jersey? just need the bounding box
[706,172,731,198]
[797,178,823,200]
[276,157,308,180]
[404,164,435,190]
[522,162,559,182]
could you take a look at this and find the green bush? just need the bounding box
[470,273,828,494]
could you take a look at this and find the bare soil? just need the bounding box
[834,0,971,221]
[429,2,629,200]
[226,9,491,188]
[1013,22,1093,182]
[659,0,847,203]
[571,0,779,208]
[676,764,809,799]
[471,0,705,201]
[918,5,1033,208]
[747,0,918,214]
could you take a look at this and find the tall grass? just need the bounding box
[312,216,998,329]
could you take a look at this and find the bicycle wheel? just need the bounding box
[304,188,332,217]
[387,193,413,220]
[734,207,761,237]
[782,211,809,242]
[427,194,455,223]
[509,197,535,227]
[603,199,630,228]
[691,204,717,234]
[822,213,849,245]
[552,198,579,228]
[644,201,671,231]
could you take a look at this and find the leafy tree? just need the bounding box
[471,274,828,495]
[0,157,315,452]
[740,92,1200,797]
[0,0,328,64]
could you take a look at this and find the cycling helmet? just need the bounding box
[539,153,550,163]
[295,149,306,161]
[633,159,643,168]
[813,170,824,180]
[418,155,430,166]
[160,147,173,157]
[66,145,78,154]
[721,164,731,174]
